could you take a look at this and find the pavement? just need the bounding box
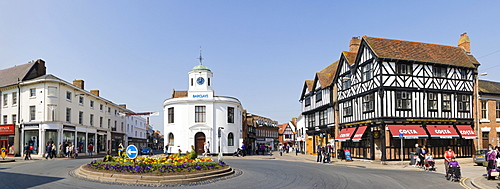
[224,152,500,189]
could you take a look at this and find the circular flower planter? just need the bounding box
[75,164,234,185]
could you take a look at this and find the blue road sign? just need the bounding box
[126,145,138,159]
[399,134,404,139]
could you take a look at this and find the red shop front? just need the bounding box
[0,124,15,156]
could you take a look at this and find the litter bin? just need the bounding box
[337,149,345,160]
[410,152,417,165]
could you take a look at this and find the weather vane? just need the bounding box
[197,46,205,65]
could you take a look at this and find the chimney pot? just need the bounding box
[119,104,127,109]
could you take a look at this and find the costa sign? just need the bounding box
[460,130,474,135]
[339,133,351,138]
[435,130,452,134]
[398,129,418,134]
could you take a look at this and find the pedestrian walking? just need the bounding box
[241,142,246,157]
[316,143,323,163]
[444,146,455,177]
[118,143,124,157]
[486,145,496,175]
[279,144,283,156]
[66,144,71,158]
[74,145,79,158]
[203,142,210,157]
[58,142,63,158]
[45,142,51,159]
[415,144,422,167]
[24,143,31,160]
[260,144,265,155]
[325,142,333,163]
[88,144,94,157]
[51,143,56,159]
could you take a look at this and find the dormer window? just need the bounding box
[305,97,311,107]
[315,91,322,102]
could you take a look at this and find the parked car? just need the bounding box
[473,149,488,165]
[141,147,152,155]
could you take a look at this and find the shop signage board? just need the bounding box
[344,149,352,161]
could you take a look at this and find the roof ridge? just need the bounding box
[363,36,461,49]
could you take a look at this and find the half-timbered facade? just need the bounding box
[300,61,338,154]
[336,34,479,160]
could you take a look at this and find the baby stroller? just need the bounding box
[424,160,436,171]
[446,166,461,182]
[233,148,244,157]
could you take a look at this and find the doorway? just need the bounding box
[194,132,206,155]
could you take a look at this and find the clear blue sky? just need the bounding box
[1,1,499,134]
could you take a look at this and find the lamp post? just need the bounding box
[218,127,224,162]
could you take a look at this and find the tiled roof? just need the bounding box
[363,36,479,68]
[172,90,188,98]
[479,80,500,94]
[316,60,339,89]
[305,80,314,91]
[342,51,357,65]
[0,61,36,87]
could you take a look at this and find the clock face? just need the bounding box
[196,77,205,85]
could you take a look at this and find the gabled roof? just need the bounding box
[341,51,357,65]
[479,80,500,94]
[305,80,314,91]
[363,36,479,68]
[172,90,188,98]
[0,59,46,88]
[315,60,339,89]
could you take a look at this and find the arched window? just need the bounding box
[168,133,174,145]
[228,133,234,146]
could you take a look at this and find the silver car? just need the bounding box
[473,149,488,166]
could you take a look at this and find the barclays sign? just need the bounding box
[192,94,209,98]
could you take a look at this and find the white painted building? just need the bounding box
[0,60,130,157]
[125,114,147,149]
[163,63,243,155]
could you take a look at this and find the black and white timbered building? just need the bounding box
[299,61,338,154]
[335,34,480,160]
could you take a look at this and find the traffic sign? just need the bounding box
[126,145,138,159]
[1,148,6,160]
[399,134,404,139]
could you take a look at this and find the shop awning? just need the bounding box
[456,125,478,139]
[335,127,356,141]
[387,125,427,139]
[352,126,368,142]
[425,125,459,138]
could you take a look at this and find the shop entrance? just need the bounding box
[194,132,205,155]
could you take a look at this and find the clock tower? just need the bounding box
[187,49,214,99]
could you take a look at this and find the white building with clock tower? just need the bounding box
[163,60,243,156]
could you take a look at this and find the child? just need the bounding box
[447,157,461,181]
[424,153,435,171]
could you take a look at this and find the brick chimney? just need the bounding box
[119,104,127,109]
[73,80,84,90]
[458,32,471,53]
[349,37,361,52]
[90,90,100,96]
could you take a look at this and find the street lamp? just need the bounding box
[218,127,224,162]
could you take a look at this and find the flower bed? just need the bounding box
[86,154,226,175]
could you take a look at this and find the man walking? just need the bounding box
[316,143,323,163]
[325,142,333,163]
[88,144,94,157]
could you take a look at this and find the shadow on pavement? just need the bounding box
[0,171,63,188]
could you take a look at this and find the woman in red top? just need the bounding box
[444,146,455,177]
